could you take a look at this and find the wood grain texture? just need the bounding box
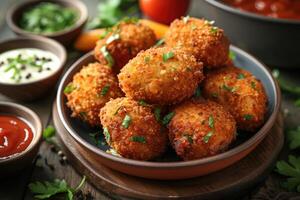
[53,102,284,200]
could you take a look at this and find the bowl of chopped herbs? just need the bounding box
[6,0,88,45]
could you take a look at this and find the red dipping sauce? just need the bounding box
[0,115,33,158]
[223,0,300,20]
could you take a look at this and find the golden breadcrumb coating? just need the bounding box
[64,62,123,126]
[94,20,157,73]
[118,46,204,105]
[99,97,167,160]
[168,99,236,160]
[202,65,268,131]
[165,17,230,69]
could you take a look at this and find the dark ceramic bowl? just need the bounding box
[0,37,66,101]
[0,102,42,177]
[6,0,88,46]
[197,0,300,68]
[56,46,281,180]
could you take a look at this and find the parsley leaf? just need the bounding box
[103,127,111,144]
[208,115,214,129]
[229,51,236,60]
[243,114,253,121]
[130,135,146,143]
[43,125,55,140]
[210,26,218,34]
[237,73,245,79]
[29,176,86,200]
[122,114,131,129]
[203,131,214,143]
[64,84,76,94]
[154,107,161,122]
[100,46,114,67]
[194,86,201,98]
[138,100,149,106]
[100,84,110,96]
[162,112,175,126]
[273,69,300,96]
[154,38,165,47]
[89,131,102,146]
[162,52,174,62]
[222,84,236,92]
[144,56,150,63]
[183,134,193,144]
[275,155,300,192]
[287,126,300,150]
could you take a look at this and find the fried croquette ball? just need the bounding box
[94,20,157,72]
[168,99,236,160]
[165,17,230,69]
[118,47,204,105]
[202,66,268,132]
[99,97,168,160]
[64,62,123,126]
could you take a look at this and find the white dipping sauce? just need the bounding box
[0,48,60,84]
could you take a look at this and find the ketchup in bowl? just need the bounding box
[223,0,300,20]
[0,115,33,159]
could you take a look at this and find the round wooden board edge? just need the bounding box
[52,102,284,200]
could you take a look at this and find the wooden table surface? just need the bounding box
[0,0,300,199]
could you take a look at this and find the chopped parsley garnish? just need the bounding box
[183,15,190,24]
[122,16,139,24]
[130,135,146,143]
[229,50,236,60]
[144,56,150,63]
[237,73,245,79]
[42,125,55,141]
[99,27,112,39]
[154,107,161,122]
[64,84,76,94]
[106,33,120,44]
[211,93,219,98]
[100,46,114,67]
[162,51,174,62]
[100,84,110,96]
[251,81,256,89]
[222,84,236,92]
[203,131,214,143]
[194,86,202,97]
[204,20,215,25]
[162,112,175,126]
[183,134,193,144]
[138,100,149,106]
[208,115,214,128]
[122,114,132,129]
[103,127,110,143]
[243,114,253,121]
[79,112,87,119]
[154,38,165,47]
[210,26,218,34]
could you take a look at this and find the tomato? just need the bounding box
[139,0,191,25]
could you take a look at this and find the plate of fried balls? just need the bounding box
[56,17,280,180]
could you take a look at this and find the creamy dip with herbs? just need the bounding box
[0,48,60,84]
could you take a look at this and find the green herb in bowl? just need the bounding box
[19,2,78,34]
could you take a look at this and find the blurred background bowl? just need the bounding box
[197,0,300,68]
[6,0,88,46]
[0,101,42,177]
[0,37,66,101]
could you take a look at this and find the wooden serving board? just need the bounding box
[53,104,284,200]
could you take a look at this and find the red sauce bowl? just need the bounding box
[0,102,42,177]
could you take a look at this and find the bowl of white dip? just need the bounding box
[0,37,66,101]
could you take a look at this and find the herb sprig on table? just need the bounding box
[273,69,300,192]
[29,176,86,200]
[87,0,139,29]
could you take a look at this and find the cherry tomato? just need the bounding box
[139,0,191,25]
